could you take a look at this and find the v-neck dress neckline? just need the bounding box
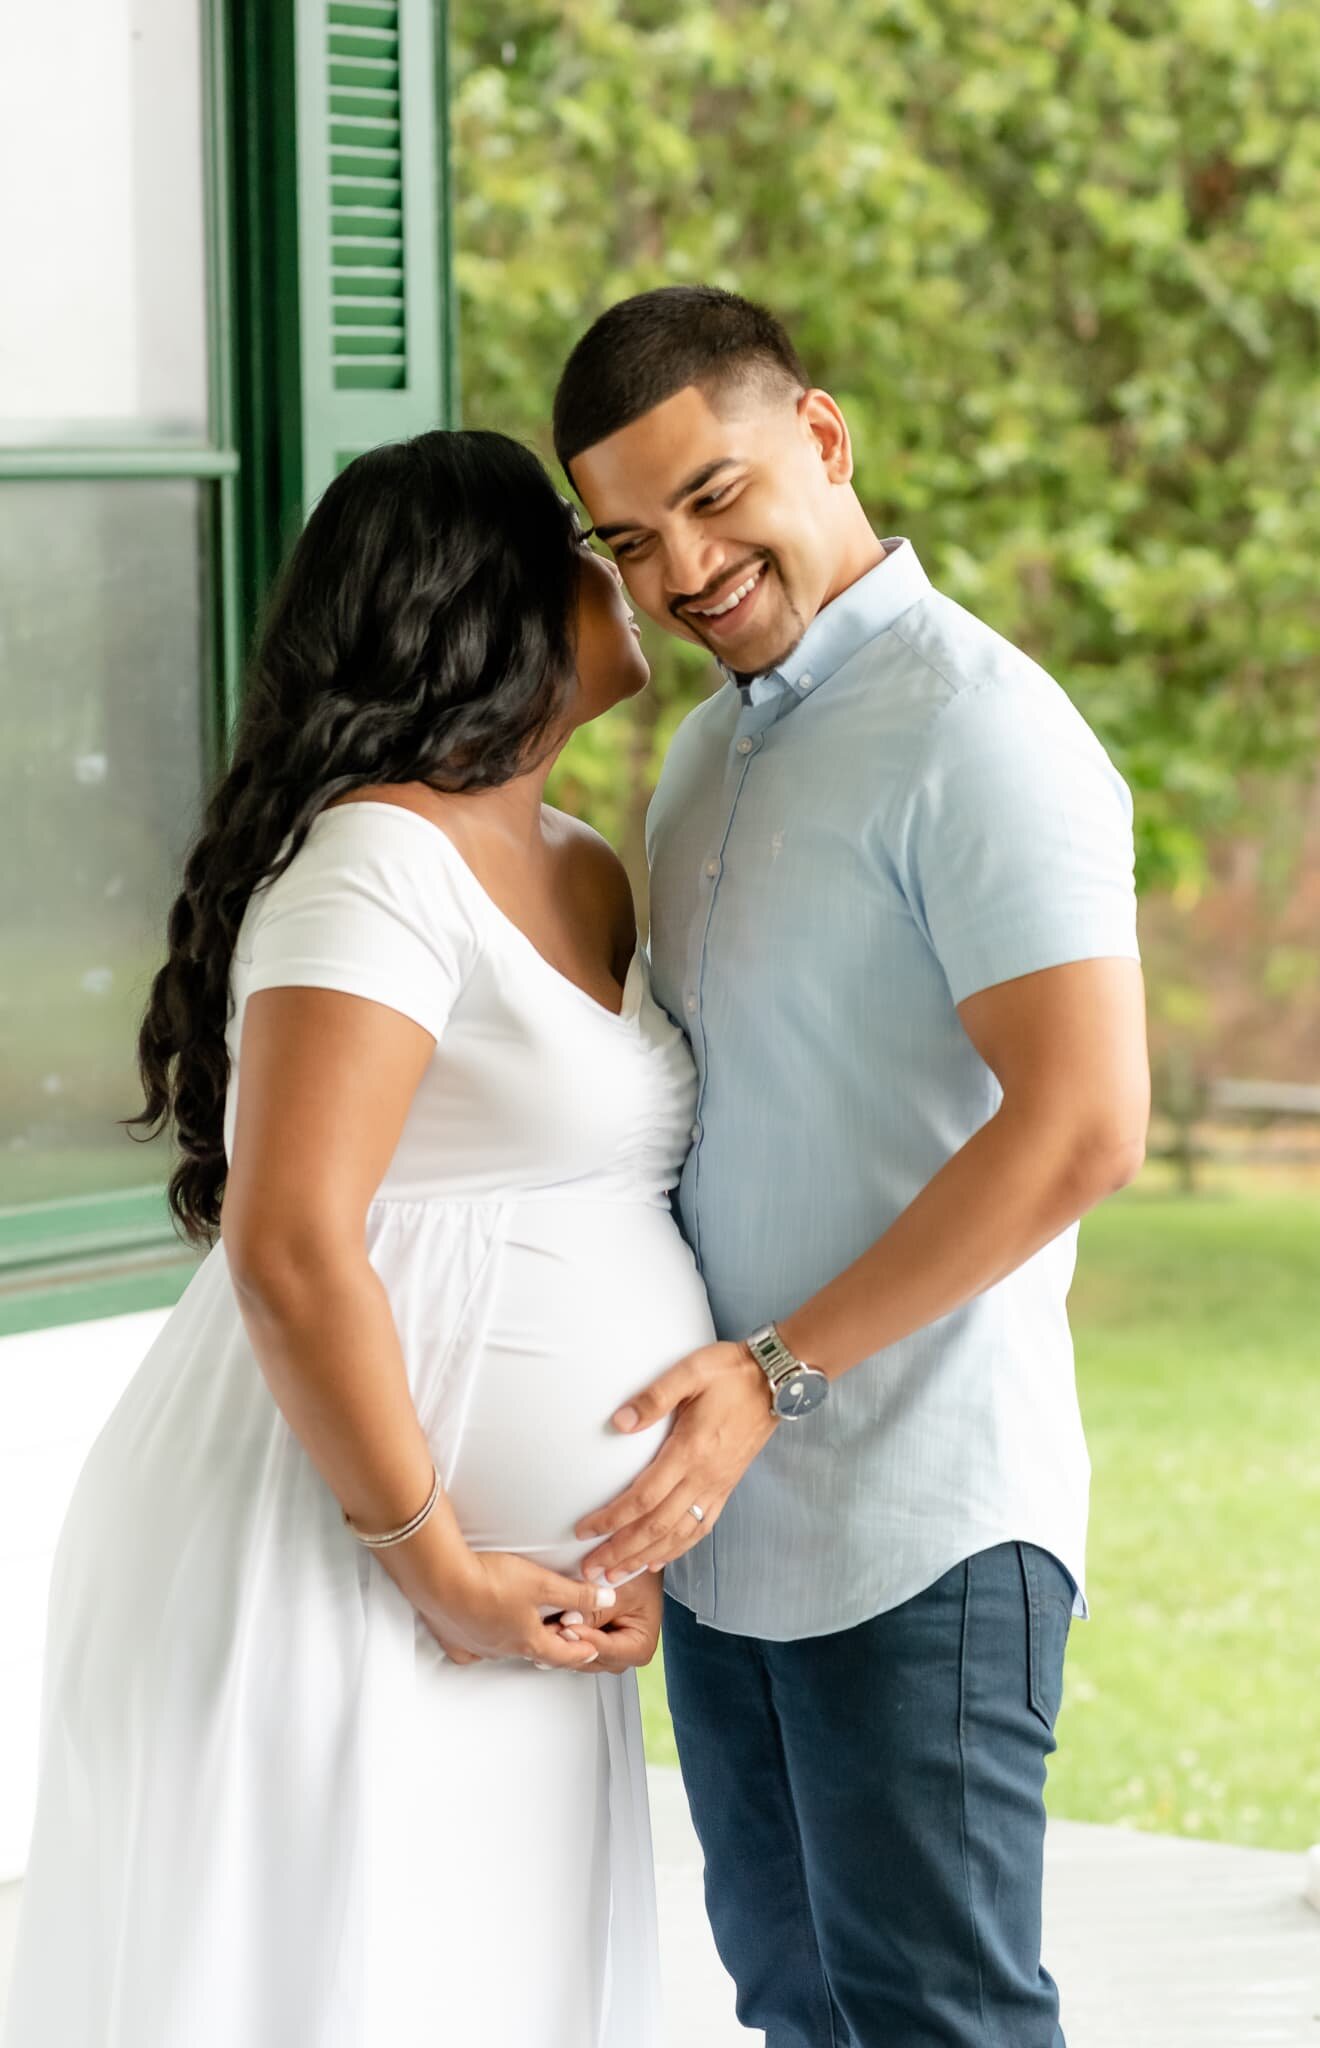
[333,800,641,1027]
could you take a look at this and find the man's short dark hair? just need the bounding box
[553,285,809,476]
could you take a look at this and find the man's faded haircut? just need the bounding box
[552,285,809,477]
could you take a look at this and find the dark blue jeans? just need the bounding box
[662,1542,1073,2048]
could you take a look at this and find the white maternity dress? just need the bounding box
[3,801,717,2048]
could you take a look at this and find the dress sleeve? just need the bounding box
[900,674,1140,1007]
[238,808,480,1041]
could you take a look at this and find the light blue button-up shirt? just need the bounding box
[648,541,1140,1640]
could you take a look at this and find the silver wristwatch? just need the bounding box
[744,1323,830,1421]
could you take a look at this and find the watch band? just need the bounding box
[745,1322,806,1387]
[744,1323,831,1421]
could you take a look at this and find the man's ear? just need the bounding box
[799,389,853,485]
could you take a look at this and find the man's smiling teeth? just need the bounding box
[693,564,765,618]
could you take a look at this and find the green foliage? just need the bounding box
[452,0,1320,895]
[1048,1187,1320,1850]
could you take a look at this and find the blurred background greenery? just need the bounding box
[450,0,1319,1849]
[455,5,1317,858]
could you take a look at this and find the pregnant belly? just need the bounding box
[444,1199,716,1574]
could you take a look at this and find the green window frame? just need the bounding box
[0,0,455,1338]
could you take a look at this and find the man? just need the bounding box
[556,286,1149,2047]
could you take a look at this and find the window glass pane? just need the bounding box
[0,0,209,447]
[0,482,209,1207]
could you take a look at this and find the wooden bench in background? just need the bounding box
[1155,1073,1320,1193]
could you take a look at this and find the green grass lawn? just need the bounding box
[640,1189,1320,1850]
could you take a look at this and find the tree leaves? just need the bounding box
[453,0,1320,895]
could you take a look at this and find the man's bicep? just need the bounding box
[957,958,1150,1138]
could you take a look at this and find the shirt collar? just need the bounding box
[726,538,930,705]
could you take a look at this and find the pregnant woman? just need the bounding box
[3,432,717,2047]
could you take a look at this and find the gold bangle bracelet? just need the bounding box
[343,1463,441,1549]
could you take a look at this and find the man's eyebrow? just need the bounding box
[592,458,740,543]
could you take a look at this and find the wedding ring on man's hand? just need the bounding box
[688,1503,705,1522]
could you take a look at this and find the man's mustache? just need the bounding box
[671,553,769,621]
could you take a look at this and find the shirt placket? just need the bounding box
[677,690,788,1628]
[682,692,785,1263]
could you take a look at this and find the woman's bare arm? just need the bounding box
[221,985,611,1663]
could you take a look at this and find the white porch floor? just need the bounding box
[2,1766,1316,2043]
[650,1768,1320,2046]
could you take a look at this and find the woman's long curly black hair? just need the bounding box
[128,429,586,1247]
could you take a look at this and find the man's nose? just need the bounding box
[664,533,724,609]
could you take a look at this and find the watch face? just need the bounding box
[774,1368,829,1419]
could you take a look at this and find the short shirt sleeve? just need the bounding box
[902,674,1140,1006]
[237,806,481,1041]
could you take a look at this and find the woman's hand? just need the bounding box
[421,1550,618,1669]
[555,1566,664,1675]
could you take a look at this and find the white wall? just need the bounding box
[0,0,211,1890]
[0,1309,167,1881]
[0,0,207,438]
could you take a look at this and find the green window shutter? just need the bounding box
[289,0,446,513]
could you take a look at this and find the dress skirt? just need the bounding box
[3,1193,716,2047]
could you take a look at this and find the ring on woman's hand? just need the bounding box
[688,1503,705,1522]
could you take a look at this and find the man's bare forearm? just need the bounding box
[778,1102,1145,1378]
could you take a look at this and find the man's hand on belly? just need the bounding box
[574,1340,777,1582]
[555,1567,664,1674]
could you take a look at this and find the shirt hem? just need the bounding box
[663,1530,1088,1642]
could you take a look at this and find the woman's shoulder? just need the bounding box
[543,805,626,875]
[246,795,486,962]
[544,807,637,957]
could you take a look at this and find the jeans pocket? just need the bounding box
[1017,1541,1072,1734]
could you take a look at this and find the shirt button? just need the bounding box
[704,859,720,878]
[690,1122,702,1143]
[685,994,697,1014]
[736,737,754,755]
[799,672,815,691]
